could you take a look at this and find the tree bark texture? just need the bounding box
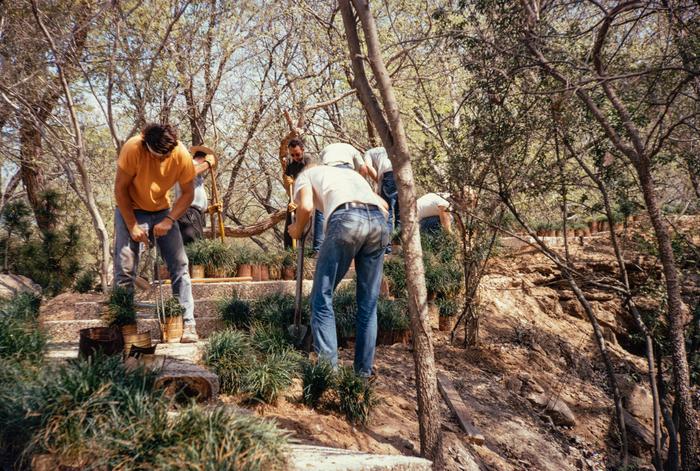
[339,0,443,465]
[635,162,698,470]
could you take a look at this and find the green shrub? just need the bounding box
[250,322,293,355]
[162,297,185,318]
[336,367,376,425]
[0,292,41,322]
[24,355,158,464]
[251,292,308,327]
[204,329,254,394]
[0,294,44,363]
[74,271,95,293]
[243,350,298,404]
[98,404,288,471]
[438,297,459,317]
[184,238,210,266]
[383,257,407,298]
[301,360,335,407]
[333,286,357,339]
[106,285,136,327]
[218,295,252,328]
[377,298,409,331]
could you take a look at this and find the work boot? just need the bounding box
[180,324,199,343]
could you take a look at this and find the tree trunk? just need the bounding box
[636,161,698,470]
[566,273,629,465]
[339,0,443,465]
[18,118,50,234]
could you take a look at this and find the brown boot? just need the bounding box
[180,324,199,343]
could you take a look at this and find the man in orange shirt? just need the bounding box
[113,123,199,343]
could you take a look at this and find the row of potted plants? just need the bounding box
[183,240,298,281]
[522,213,643,238]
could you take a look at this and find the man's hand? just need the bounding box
[288,221,302,240]
[153,217,174,238]
[284,175,295,188]
[287,202,297,212]
[130,224,149,244]
[204,154,216,168]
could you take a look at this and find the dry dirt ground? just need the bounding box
[236,228,682,471]
[43,216,699,470]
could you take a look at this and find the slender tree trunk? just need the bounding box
[636,161,698,470]
[567,273,629,465]
[658,352,680,471]
[18,119,50,234]
[339,1,443,465]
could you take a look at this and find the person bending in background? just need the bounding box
[288,163,387,378]
[113,123,199,343]
[362,146,398,253]
[417,187,477,235]
[173,145,216,245]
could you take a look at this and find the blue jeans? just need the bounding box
[380,171,400,234]
[419,215,442,235]
[310,205,389,376]
[312,210,324,253]
[113,208,195,325]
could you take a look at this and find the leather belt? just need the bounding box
[335,202,380,213]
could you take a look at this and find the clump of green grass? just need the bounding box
[250,321,294,355]
[333,285,357,340]
[377,297,409,332]
[0,293,44,363]
[336,367,376,426]
[74,271,95,293]
[218,294,252,328]
[106,285,136,327]
[204,329,254,394]
[301,360,335,408]
[242,350,299,404]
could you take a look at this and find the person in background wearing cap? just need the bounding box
[113,123,199,343]
[361,147,398,253]
[288,161,387,380]
[174,145,216,245]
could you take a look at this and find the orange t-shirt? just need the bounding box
[117,135,195,211]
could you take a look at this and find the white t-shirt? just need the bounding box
[174,160,207,211]
[364,147,393,193]
[417,192,451,220]
[294,166,387,233]
[320,143,364,170]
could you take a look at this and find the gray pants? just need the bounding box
[113,208,195,325]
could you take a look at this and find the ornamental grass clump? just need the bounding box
[204,329,254,394]
[250,321,294,355]
[218,294,252,329]
[376,297,409,332]
[242,349,299,404]
[301,359,335,408]
[106,285,136,327]
[251,292,298,327]
[336,367,376,426]
[0,293,45,363]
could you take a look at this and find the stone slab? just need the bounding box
[288,445,431,471]
[42,317,225,343]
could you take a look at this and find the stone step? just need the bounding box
[42,316,225,344]
[46,340,205,363]
[288,445,431,471]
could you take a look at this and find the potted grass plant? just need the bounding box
[438,297,458,332]
[267,251,281,280]
[233,246,253,278]
[376,298,410,345]
[204,241,234,278]
[281,249,295,280]
[107,285,137,336]
[162,297,185,343]
[185,239,209,278]
[249,250,265,282]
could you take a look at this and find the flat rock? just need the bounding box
[527,392,577,426]
[0,274,41,299]
[288,444,431,471]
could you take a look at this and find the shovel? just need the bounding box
[287,215,309,347]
